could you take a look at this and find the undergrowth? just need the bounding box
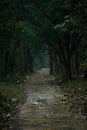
[0,75,26,129]
[55,74,87,118]
[62,79,87,118]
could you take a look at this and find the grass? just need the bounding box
[0,82,25,100]
[0,74,27,103]
[55,74,87,117]
[62,79,87,117]
[65,79,87,89]
[0,74,26,84]
[0,75,26,129]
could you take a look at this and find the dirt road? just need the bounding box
[13,68,87,130]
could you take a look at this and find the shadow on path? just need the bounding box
[13,68,87,130]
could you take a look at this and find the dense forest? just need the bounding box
[0,0,87,129]
[0,0,87,80]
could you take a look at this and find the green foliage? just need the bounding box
[0,0,87,128]
[0,0,86,78]
[0,81,25,128]
[62,79,87,116]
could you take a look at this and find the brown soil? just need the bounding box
[12,68,87,130]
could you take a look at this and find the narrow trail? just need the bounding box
[13,69,87,130]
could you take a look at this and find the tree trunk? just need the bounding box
[0,49,4,78]
[19,51,25,75]
[10,42,18,76]
[4,51,9,77]
[65,58,72,80]
[53,53,59,75]
[75,50,79,76]
[27,49,33,73]
[49,49,53,75]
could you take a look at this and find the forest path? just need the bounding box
[13,68,87,130]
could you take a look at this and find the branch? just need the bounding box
[71,33,83,56]
[30,1,55,25]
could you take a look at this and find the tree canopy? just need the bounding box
[0,0,87,80]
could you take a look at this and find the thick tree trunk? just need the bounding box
[4,51,10,77]
[49,49,53,75]
[27,49,33,73]
[19,48,33,75]
[19,51,25,75]
[53,53,59,75]
[65,58,72,80]
[0,49,4,78]
[75,50,79,76]
[10,42,18,76]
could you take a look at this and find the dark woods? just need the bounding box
[0,0,87,81]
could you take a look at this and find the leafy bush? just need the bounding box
[62,79,87,117]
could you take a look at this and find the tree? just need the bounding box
[0,0,86,81]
